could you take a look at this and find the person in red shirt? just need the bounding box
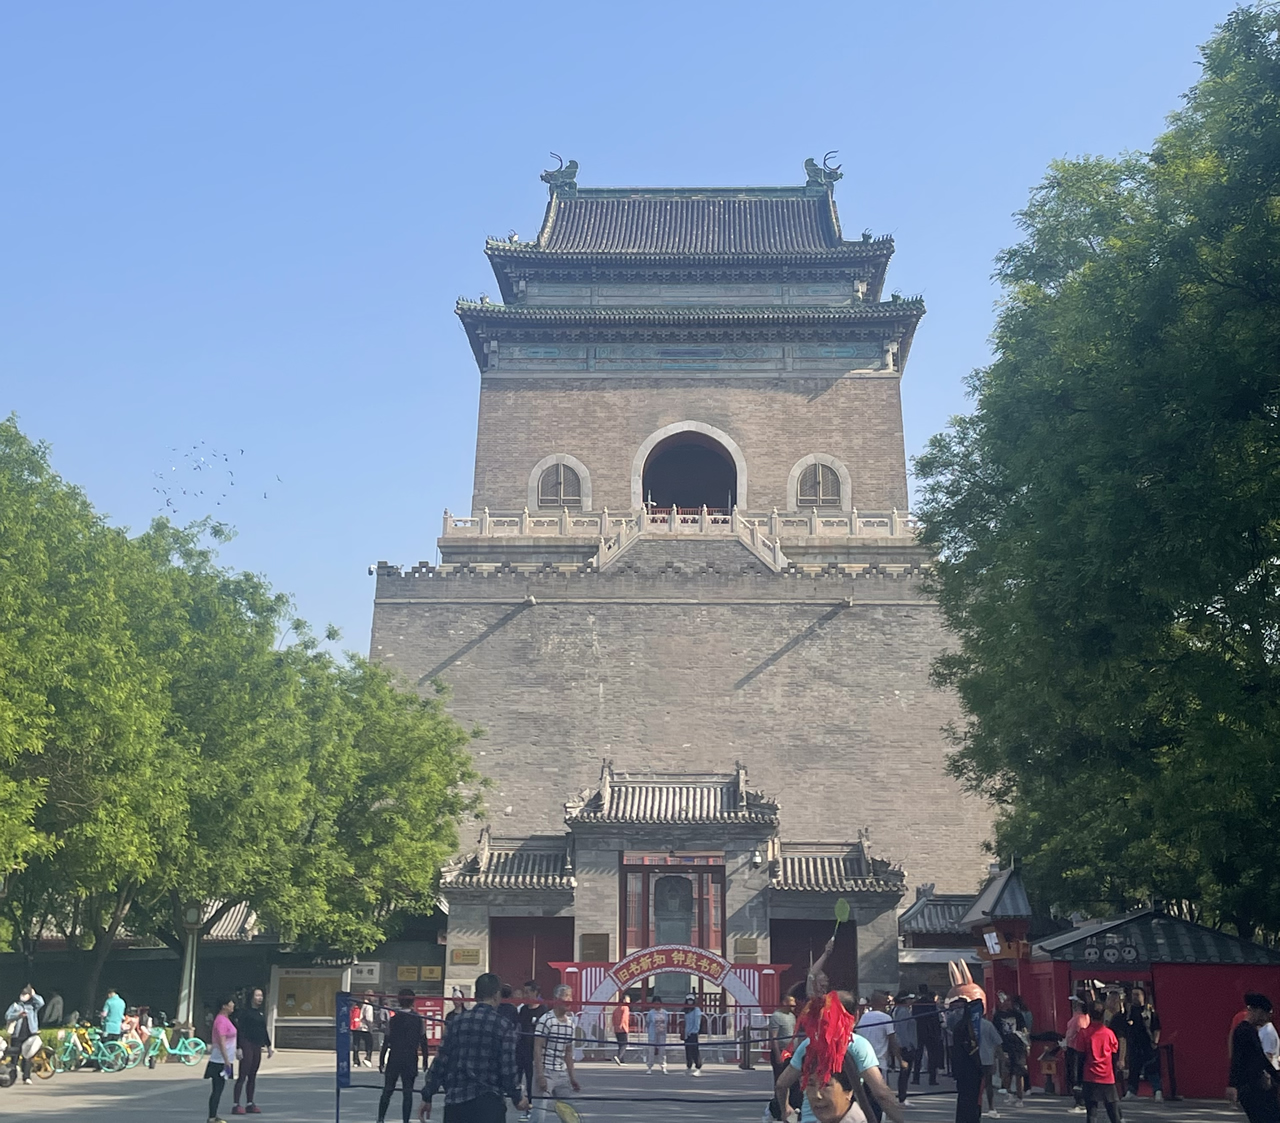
[1075,1002,1121,1123]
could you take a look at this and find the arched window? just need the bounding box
[798,463,841,507]
[538,463,581,508]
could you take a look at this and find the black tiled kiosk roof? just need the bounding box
[1034,909,1280,966]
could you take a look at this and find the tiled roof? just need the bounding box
[539,191,842,256]
[959,867,1033,928]
[899,892,977,935]
[443,835,575,891]
[1035,909,1280,966]
[206,901,260,942]
[565,764,778,825]
[771,844,905,896]
[456,300,923,325]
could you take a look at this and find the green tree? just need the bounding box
[916,8,1280,937]
[0,416,480,1008]
[0,418,180,997]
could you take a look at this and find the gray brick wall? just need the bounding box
[471,376,909,514]
[372,542,991,895]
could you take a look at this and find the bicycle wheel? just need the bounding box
[120,1038,144,1068]
[56,1045,84,1073]
[98,1043,128,1073]
[179,1039,208,1066]
[32,1053,54,1079]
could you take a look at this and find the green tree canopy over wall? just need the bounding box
[916,7,1280,939]
[0,417,479,1008]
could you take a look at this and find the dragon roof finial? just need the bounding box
[804,151,843,190]
[540,152,579,198]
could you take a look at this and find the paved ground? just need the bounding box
[0,1051,1244,1121]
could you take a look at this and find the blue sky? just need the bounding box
[1,1,1240,651]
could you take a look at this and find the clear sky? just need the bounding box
[1,1,1241,652]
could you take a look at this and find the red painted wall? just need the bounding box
[1151,963,1280,1100]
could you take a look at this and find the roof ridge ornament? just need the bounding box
[540,152,579,198]
[804,151,843,191]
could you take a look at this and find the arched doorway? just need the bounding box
[642,432,737,511]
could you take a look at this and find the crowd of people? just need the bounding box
[371,975,578,1123]
[0,980,274,1123]
[8,969,1280,1121]
[369,977,726,1123]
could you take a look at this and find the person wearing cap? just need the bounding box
[1228,993,1280,1123]
[682,993,705,1076]
[444,987,466,1028]
[1063,994,1090,1113]
[891,991,918,1105]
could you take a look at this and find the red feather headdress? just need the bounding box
[800,992,855,1088]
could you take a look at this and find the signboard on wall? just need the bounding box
[276,969,343,1019]
[421,966,443,981]
[397,966,419,981]
[451,948,481,966]
[352,963,381,985]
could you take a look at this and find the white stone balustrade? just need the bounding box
[442,506,919,539]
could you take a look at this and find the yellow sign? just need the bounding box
[451,948,481,966]
[396,966,419,981]
[421,966,443,981]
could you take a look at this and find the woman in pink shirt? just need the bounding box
[206,997,237,1123]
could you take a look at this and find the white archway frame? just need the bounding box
[528,453,593,512]
[786,453,853,513]
[584,944,760,1007]
[631,421,749,511]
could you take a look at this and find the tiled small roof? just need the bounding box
[539,189,843,256]
[566,764,778,825]
[959,867,1033,928]
[771,843,905,896]
[443,833,575,891]
[899,891,977,935]
[1034,909,1280,966]
[206,901,260,942]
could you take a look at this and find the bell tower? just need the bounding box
[370,159,991,992]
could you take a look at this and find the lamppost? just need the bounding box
[175,901,203,1035]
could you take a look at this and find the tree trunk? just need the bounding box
[77,885,136,1015]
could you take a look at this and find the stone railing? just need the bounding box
[442,506,919,539]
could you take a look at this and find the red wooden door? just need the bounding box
[489,917,574,1000]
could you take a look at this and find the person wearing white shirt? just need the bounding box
[1259,1014,1280,1071]
[856,993,899,1072]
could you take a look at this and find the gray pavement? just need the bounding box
[0,1052,1244,1121]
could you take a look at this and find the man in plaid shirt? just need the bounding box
[421,973,528,1122]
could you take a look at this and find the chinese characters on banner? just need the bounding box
[608,944,731,989]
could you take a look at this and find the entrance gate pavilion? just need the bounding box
[552,943,790,1061]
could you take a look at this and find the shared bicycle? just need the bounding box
[53,1024,129,1073]
[141,1021,208,1067]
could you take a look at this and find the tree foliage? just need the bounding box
[0,417,479,1005]
[916,8,1280,938]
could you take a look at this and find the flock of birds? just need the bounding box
[151,441,281,518]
